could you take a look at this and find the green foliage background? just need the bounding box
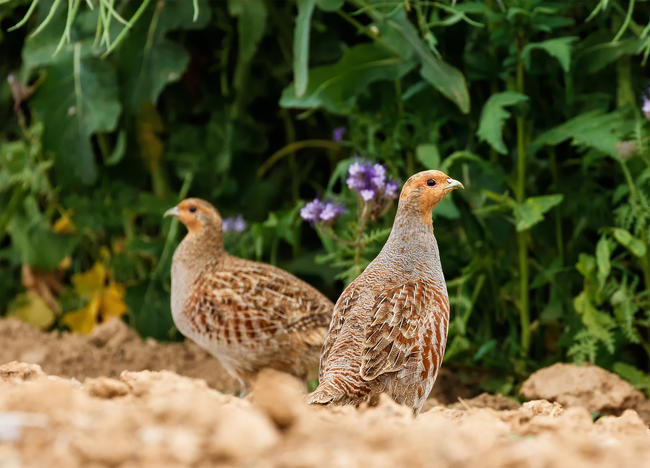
[1,0,649,395]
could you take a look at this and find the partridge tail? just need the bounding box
[307,379,345,405]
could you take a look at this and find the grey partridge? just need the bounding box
[308,170,463,413]
[165,198,333,393]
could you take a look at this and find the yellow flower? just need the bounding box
[53,213,76,234]
[62,262,127,334]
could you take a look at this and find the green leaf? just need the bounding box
[476,92,528,155]
[29,46,121,185]
[513,194,563,231]
[385,14,469,113]
[595,236,611,287]
[522,37,577,72]
[316,0,343,11]
[8,213,77,271]
[280,43,415,114]
[576,39,640,74]
[116,0,211,111]
[229,0,267,94]
[293,0,315,97]
[613,362,650,397]
[415,144,440,168]
[612,228,647,257]
[532,111,624,157]
[573,291,616,354]
[105,130,126,166]
[576,254,596,278]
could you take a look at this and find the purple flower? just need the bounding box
[300,198,346,225]
[332,127,346,142]
[320,201,346,221]
[643,92,650,120]
[345,159,399,202]
[385,179,399,199]
[222,215,246,234]
[300,198,324,224]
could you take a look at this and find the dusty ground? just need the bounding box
[1,318,649,467]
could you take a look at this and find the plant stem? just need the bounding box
[619,160,650,291]
[549,148,564,262]
[515,43,530,357]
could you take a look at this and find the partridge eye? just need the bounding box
[426,179,436,187]
[189,205,197,213]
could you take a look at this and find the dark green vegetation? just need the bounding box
[0,0,649,396]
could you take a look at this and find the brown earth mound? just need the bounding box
[521,362,649,422]
[1,318,650,466]
[0,318,241,393]
[1,363,649,468]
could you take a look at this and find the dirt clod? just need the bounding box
[521,363,647,419]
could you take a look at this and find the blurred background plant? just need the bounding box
[0,0,649,396]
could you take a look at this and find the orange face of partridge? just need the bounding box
[400,170,464,225]
[164,198,221,234]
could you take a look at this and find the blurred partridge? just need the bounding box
[308,170,463,413]
[165,198,333,393]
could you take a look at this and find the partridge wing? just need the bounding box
[188,263,331,348]
[318,284,362,378]
[360,279,448,381]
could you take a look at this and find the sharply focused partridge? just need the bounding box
[308,170,463,413]
[165,198,333,392]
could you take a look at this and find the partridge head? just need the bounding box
[308,169,462,413]
[165,197,334,393]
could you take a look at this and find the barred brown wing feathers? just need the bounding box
[318,286,360,372]
[187,263,330,347]
[360,280,442,381]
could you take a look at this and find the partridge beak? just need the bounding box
[164,206,179,218]
[445,178,464,192]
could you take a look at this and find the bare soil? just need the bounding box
[1,318,649,467]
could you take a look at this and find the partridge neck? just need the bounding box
[387,198,434,243]
[381,198,442,276]
[174,223,224,276]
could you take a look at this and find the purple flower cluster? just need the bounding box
[222,215,246,234]
[346,160,399,202]
[300,198,346,225]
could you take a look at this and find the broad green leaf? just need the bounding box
[229,0,267,94]
[513,194,563,231]
[280,43,415,114]
[532,110,623,157]
[595,236,611,287]
[293,0,316,97]
[576,39,640,74]
[116,1,211,111]
[477,92,528,155]
[316,0,343,11]
[415,144,440,168]
[29,46,121,185]
[8,214,78,270]
[612,228,647,257]
[385,15,469,113]
[522,37,577,72]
